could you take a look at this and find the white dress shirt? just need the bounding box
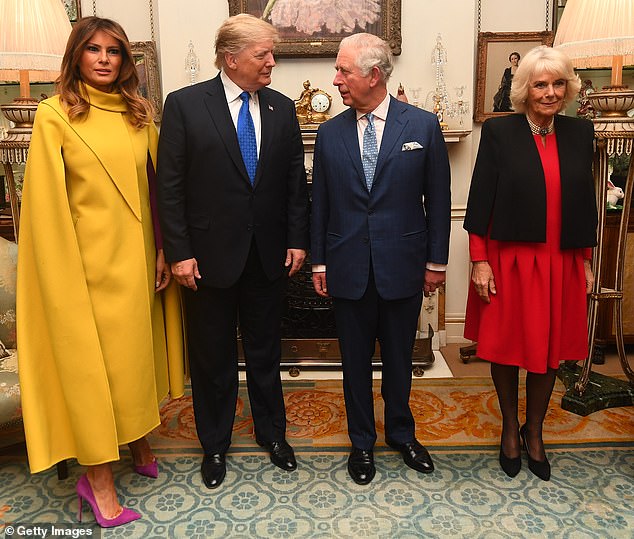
[356,92,390,153]
[221,70,262,156]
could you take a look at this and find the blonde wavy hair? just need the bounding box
[510,45,581,114]
[214,14,279,70]
[57,17,153,128]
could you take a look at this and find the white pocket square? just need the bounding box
[401,141,423,151]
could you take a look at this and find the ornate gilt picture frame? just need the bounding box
[131,41,163,122]
[474,31,554,122]
[227,0,402,57]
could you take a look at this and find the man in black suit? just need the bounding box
[311,33,451,484]
[157,14,309,489]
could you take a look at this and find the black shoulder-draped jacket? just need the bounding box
[464,113,597,249]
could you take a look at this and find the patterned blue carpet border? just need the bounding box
[1,448,633,538]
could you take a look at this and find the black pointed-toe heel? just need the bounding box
[499,448,521,477]
[520,424,551,481]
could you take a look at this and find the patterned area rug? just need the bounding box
[1,378,633,538]
[152,378,634,451]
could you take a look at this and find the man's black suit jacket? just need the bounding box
[156,74,309,288]
[464,113,597,249]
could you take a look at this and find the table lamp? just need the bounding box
[554,0,634,122]
[0,0,72,143]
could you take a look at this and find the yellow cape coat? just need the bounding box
[17,87,184,473]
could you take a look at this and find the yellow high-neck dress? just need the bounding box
[17,85,184,473]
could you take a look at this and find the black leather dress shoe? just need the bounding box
[201,453,226,489]
[386,438,434,474]
[347,447,376,485]
[257,440,297,471]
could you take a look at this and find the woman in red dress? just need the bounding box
[464,46,597,481]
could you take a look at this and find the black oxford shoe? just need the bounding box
[347,447,376,485]
[386,438,434,474]
[201,453,226,489]
[257,440,297,471]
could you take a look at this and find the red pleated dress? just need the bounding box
[464,132,591,374]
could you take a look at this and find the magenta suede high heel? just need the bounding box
[133,458,158,479]
[76,474,141,528]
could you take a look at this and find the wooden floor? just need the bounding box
[441,342,633,378]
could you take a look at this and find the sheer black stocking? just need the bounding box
[524,367,558,461]
[490,363,521,458]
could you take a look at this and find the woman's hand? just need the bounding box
[155,249,171,292]
[584,259,594,294]
[471,260,496,303]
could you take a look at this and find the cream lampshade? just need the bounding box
[0,0,72,142]
[554,0,634,120]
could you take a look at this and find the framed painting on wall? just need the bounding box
[474,31,554,122]
[227,0,402,57]
[131,41,163,123]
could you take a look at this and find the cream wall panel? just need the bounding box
[80,0,155,41]
[447,210,470,343]
[481,0,553,33]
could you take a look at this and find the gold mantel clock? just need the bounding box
[295,80,332,126]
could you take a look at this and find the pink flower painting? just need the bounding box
[267,0,381,35]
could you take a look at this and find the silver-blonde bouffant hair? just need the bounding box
[510,45,581,114]
[215,13,279,70]
[339,33,393,82]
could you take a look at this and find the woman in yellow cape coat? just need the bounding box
[16,17,184,526]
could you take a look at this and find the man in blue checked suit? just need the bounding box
[311,33,451,485]
[157,14,309,490]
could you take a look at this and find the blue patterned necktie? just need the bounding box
[362,112,378,190]
[237,91,257,184]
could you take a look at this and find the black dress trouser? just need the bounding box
[184,240,288,455]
